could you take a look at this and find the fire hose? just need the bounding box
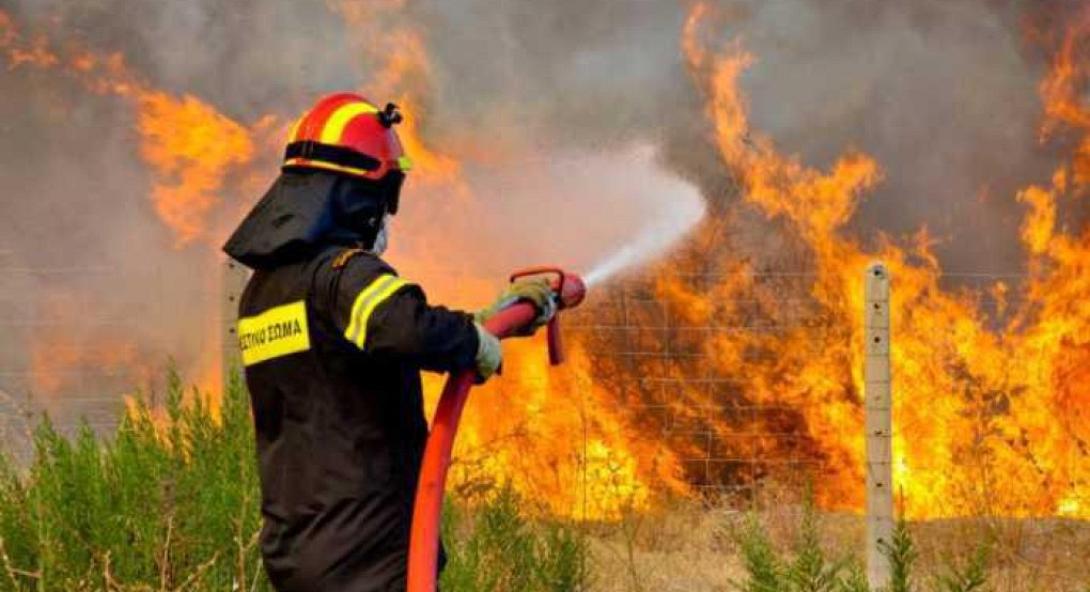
[406,267,587,592]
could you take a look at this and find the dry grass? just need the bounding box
[586,500,745,591]
[582,497,1090,592]
[910,517,1090,592]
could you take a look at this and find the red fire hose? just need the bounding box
[406,268,586,592]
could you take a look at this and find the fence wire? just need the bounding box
[564,273,837,504]
[2,261,1084,522]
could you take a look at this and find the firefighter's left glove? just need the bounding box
[473,323,502,383]
[475,278,557,337]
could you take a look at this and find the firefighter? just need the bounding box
[223,93,555,591]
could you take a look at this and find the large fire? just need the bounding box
[677,2,1090,518]
[2,2,1088,522]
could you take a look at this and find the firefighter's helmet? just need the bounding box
[282,93,412,182]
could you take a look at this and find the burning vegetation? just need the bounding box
[0,0,1088,527]
[659,2,1090,518]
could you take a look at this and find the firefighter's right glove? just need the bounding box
[473,323,502,383]
[474,278,557,337]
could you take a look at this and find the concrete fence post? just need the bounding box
[864,262,893,589]
[221,258,249,394]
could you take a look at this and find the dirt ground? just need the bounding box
[585,500,1090,592]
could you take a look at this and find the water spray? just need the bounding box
[583,240,649,287]
[583,208,703,287]
[406,267,586,592]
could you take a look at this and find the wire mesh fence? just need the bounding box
[560,266,1087,519]
[564,271,841,505]
[1,256,1085,531]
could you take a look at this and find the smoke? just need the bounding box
[0,0,1083,413]
[406,0,1079,274]
[708,0,1062,273]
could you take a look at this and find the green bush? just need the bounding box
[0,370,266,591]
[440,486,588,592]
[882,519,917,592]
[731,498,864,592]
[0,371,590,591]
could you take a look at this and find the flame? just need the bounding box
[678,2,1090,518]
[1038,11,1090,186]
[0,14,270,247]
[433,340,686,517]
[330,0,466,189]
[136,92,257,246]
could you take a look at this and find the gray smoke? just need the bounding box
[411,0,1075,273]
[714,0,1062,273]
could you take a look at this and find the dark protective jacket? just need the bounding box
[226,172,480,590]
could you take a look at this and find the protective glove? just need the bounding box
[473,323,502,383]
[474,278,557,336]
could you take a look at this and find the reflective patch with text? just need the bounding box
[238,301,311,366]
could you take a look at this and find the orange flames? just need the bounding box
[1,11,282,409]
[0,13,275,247]
[136,93,257,246]
[3,2,1090,522]
[678,2,1090,518]
[330,0,463,188]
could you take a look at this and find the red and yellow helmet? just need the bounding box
[282,92,413,181]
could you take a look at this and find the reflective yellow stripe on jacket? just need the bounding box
[345,274,409,349]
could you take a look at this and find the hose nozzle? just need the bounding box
[508,267,586,365]
[509,267,586,309]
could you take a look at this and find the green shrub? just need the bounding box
[882,519,917,592]
[733,495,861,592]
[0,369,266,591]
[440,486,588,592]
[735,513,785,592]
